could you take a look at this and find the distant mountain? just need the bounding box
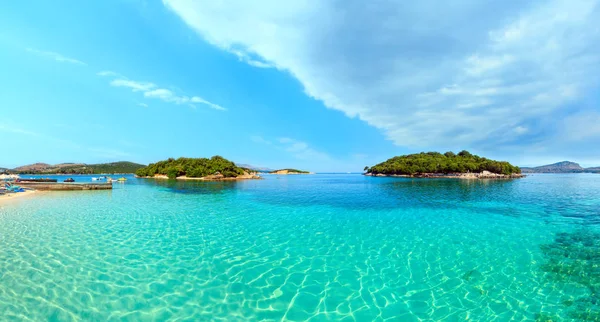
[13,162,55,172]
[236,163,274,173]
[521,161,600,173]
[11,161,146,174]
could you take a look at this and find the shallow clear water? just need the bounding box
[1,174,599,321]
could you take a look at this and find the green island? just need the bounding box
[135,156,260,180]
[270,169,311,175]
[13,161,145,174]
[365,151,522,178]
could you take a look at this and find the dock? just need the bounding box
[16,182,113,191]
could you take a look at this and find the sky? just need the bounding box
[1,0,599,171]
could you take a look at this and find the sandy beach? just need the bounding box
[0,190,38,205]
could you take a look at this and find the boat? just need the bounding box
[64,178,75,183]
[116,177,127,182]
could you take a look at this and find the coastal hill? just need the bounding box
[11,161,145,174]
[270,169,311,175]
[521,161,600,173]
[365,151,522,178]
[236,163,274,173]
[135,156,260,180]
[13,162,57,172]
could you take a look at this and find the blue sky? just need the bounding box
[1,0,599,171]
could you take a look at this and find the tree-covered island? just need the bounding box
[269,169,312,174]
[365,151,523,178]
[135,156,260,180]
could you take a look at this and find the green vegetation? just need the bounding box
[17,162,145,174]
[135,156,246,179]
[270,169,310,174]
[366,151,521,176]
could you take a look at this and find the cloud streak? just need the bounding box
[1,122,132,161]
[251,135,331,161]
[100,72,226,111]
[26,48,86,65]
[164,0,600,157]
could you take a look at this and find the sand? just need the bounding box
[0,190,39,205]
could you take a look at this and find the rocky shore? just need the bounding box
[137,172,261,181]
[365,171,525,179]
[270,169,313,175]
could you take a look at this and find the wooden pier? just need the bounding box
[16,182,113,191]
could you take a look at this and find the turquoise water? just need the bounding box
[1,174,599,321]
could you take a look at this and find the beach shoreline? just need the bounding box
[0,190,39,205]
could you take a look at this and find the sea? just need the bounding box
[0,173,598,321]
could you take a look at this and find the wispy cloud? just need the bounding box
[252,135,331,161]
[138,102,149,108]
[111,79,156,92]
[250,135,272,145]
[0,122,81,149]
[231,49,273,68]
[1,122,132,161]
[278,137,331,161]
[101,72,226,111]
[97,70,122,77]
[26,48,86,65]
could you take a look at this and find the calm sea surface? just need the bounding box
[1,174,599,321]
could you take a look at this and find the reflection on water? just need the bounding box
[142,178,240,195]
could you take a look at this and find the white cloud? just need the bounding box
[111,79,156,92]
[97,70,121,77]
[138,102,149,108]
[251,135,331,161]
[0,122,81,149]
[104,72,226,111]
[277,137,331,161]
[190,96,226,111]
[231,50,273,68]
[163,0,600,154]
[250,135,272,145]
[26,48,86,65]
[513,126,529,135]
[562,112,600,141]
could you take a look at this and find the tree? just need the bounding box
[365,151,520,176]
[135,156,246,178]
[458,150,472,157]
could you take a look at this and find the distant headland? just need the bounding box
[365,151,523,179]
[269,169,312,175]
[521,161,600,173]
[2,161,145,175]
[135,156,261,181]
